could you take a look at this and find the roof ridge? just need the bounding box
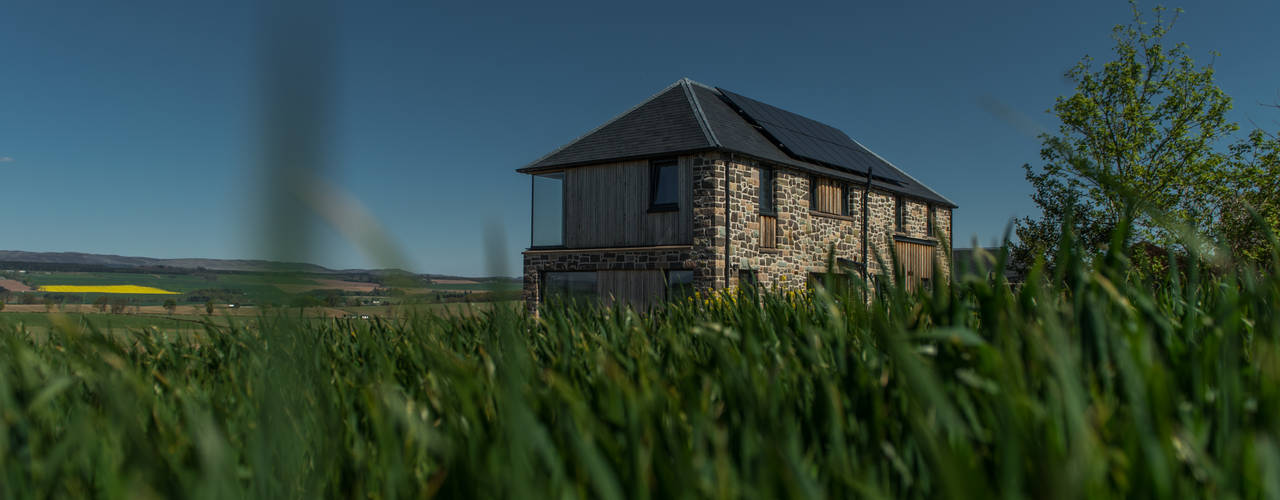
[518,79,695,171]
[681,79,720,148]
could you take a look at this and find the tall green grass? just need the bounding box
[2,234,1278,498]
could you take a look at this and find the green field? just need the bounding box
[2,235,1279,498]
[420,281,522,292]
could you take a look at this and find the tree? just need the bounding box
[163,298,177,315]
[93,295,110,312]
[205,300,215,315]
[110,297,129,314]
[1216,118,1280,267]
[1014,2,1237,270]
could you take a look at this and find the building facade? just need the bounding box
[519,79,955,311]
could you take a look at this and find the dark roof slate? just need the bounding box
[519,79,956,208]
[523,83,713,169]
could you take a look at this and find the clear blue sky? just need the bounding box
[1,0,1277,276]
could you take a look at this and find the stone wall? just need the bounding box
[522,246,695,312]
[710,155,953,293]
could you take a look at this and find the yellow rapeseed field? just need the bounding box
[37,285,180,295]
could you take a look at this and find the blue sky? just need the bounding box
[1,0,1277,276]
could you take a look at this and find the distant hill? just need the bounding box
[0,250,521,281]
[0,250,339,274]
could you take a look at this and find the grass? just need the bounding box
[1,235,1278,498]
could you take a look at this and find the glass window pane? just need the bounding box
[545,272,597,303]
[532,173,563,246]
[652,163,678,207]
[759,169,774,214]
[667,270,695,301]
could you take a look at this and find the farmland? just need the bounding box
[0,267,519,310]
[1,238,1278,498]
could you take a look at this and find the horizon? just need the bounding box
[2,0,1277,276]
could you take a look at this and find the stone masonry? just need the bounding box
[522,151,953,310]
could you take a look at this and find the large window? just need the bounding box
[649,159,679,211]
[532,173,564,247]
[543,271,597,304]
[759,168,776,215]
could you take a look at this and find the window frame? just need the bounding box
[530,172,566,248]
[648,158,680,212]
[759,167,777,216]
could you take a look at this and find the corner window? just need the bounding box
[895,197,907,232]
[666,270,695,301]
[532,173,564,247]
[759,168,776,215]
[649,159,679,211]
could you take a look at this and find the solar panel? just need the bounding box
[716,88,905,184]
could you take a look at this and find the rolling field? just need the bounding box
[2,237,1278,498]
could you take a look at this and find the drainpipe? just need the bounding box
[724,154,733,291]
[862,167,872,302]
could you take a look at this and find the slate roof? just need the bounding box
[518,79,956,208]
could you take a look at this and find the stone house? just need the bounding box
[519,79,955,311]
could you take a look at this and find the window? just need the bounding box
[543,271,597,304]
[810,177,844,214]
[807,271,853,293]
[840,182,850,216]
[532,173,564,247]
[649,159,679,211]
[666,270,695,301]
[738,270,758,291]
[759,168,776,215]
[808,175,817,210]
[895,197,907,232]
[927,204,936,236]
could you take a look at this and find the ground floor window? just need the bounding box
[543,271,597,304]
[807,272,855,294]
[666,270,695,301]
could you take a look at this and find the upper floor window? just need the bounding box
[810,177,844,215]
[927,204,936,236]
[759,168,776,215]
[531,172,564,247]
[895,197,907,232]
[649,159,679,211]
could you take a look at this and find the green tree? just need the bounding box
[205,300,215,315]
[1216,118,1280,267]
[1014,2,1237,269]
[163,298,177,315]
[93,295,110,312]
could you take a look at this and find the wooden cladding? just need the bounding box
[760,214,777,249]
[563,159,692,248]
[894,239,935,293]
[810,177,847,215]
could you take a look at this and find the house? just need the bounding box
[518,78,955,311]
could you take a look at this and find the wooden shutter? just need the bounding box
[894,239,935,293]
[760,214,777,248]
